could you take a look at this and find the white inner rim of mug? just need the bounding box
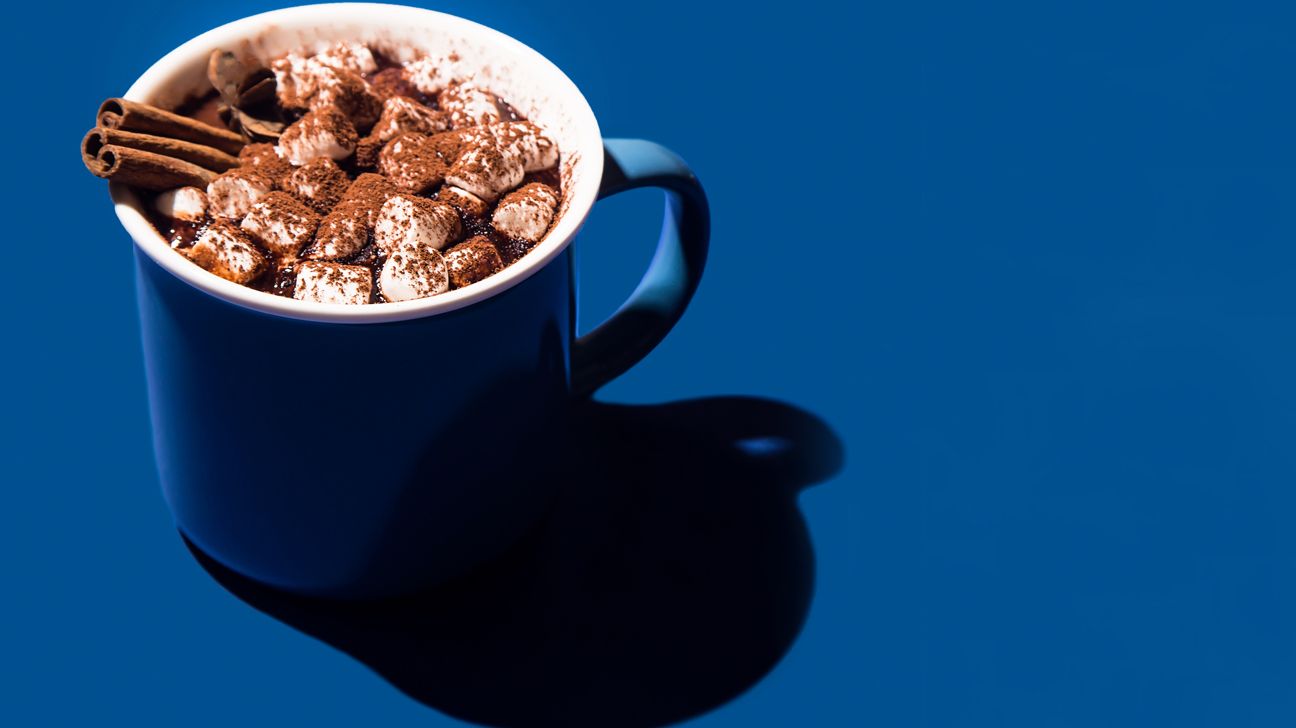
[111,2,604,324]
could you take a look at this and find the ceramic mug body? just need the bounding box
[113,4,709,598]
[135,248,572,597]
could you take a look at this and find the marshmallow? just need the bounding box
[315,41,378,76]
[445,236,504,289]
[438,82,502,129]
[293,261,372,304]
[436,185,489,218]
[369,67,419,101]
[373,194,461,253]
[154,187,207,221]
[273,43,377,111]
[358,96,449,170]
[187,221,267,283]
[343,171,400,200]
[307,200,370,261]
[370,96,450,143]
[240,192,321,259]
[277,106,358,165]
[282,157,350,215]
[433,123,557,172]
[430,126,484,148]
[377,132,447,193]
[311,66,382,129]
[492,183,560,242]
[380,244,450,301]
[238,143,281,166]
[405,55,460,96]
[237,143,293,185]
[206,168,274,220]
[340,173,400,226]
[426,129,477,166]
[445,140,524,201]
[485,121,559,172]
[272,53,325,109]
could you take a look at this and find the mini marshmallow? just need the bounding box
[272,53,325,109]
[430,126,485,148]
[445,140,525,201]
[273,43,377,111]
[377,132,447,193]
[373,194,462,253]
[315,41,378,76]
[293,261,372,304]
[238,143,281,165]
[340,173,400,226]
[206,168,274,220]
[188,221,267,283]
[380,244,450,302]
[370,96,450,143]
[282,157,351,215]
[492,183,560,242]
[277,107,358,165]
[311,66,382,129]
[236,143,293,187]
[307,200,370,261]
[445,236,504,289]
[485,121,559,172]
[405,55,460,96]
[342,171,400,200]
[436,185,489,218]
[425,129,477,167]
[438,82,502,129]
[369,67,419,100]
[240,192,321,259]
[154,187,208,221]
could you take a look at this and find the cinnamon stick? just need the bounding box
[81,132,216,190]
[97,98,245,156]
[82,127,239,173]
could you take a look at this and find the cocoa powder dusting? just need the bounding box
[145,43,564,303]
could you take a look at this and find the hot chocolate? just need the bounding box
[83,41,563,304]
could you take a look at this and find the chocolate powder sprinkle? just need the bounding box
[284,157,351,214]
[445,236,504,289]
[123,42,565,303]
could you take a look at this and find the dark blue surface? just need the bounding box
[9,1,1296,725]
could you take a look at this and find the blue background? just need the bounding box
[7,0,1296,725]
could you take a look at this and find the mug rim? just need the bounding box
[111,2,604,324]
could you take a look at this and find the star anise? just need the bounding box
[207,50,286,142]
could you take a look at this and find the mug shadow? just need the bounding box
[185,396,845,727]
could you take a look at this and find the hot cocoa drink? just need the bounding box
[82,42,564,304]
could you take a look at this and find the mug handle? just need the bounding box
[570,138,711,397]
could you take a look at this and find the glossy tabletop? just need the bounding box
[8,1,1296,726]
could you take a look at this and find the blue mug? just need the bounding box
[111,5,709,598]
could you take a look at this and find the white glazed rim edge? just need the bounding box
[110,2,604,324]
